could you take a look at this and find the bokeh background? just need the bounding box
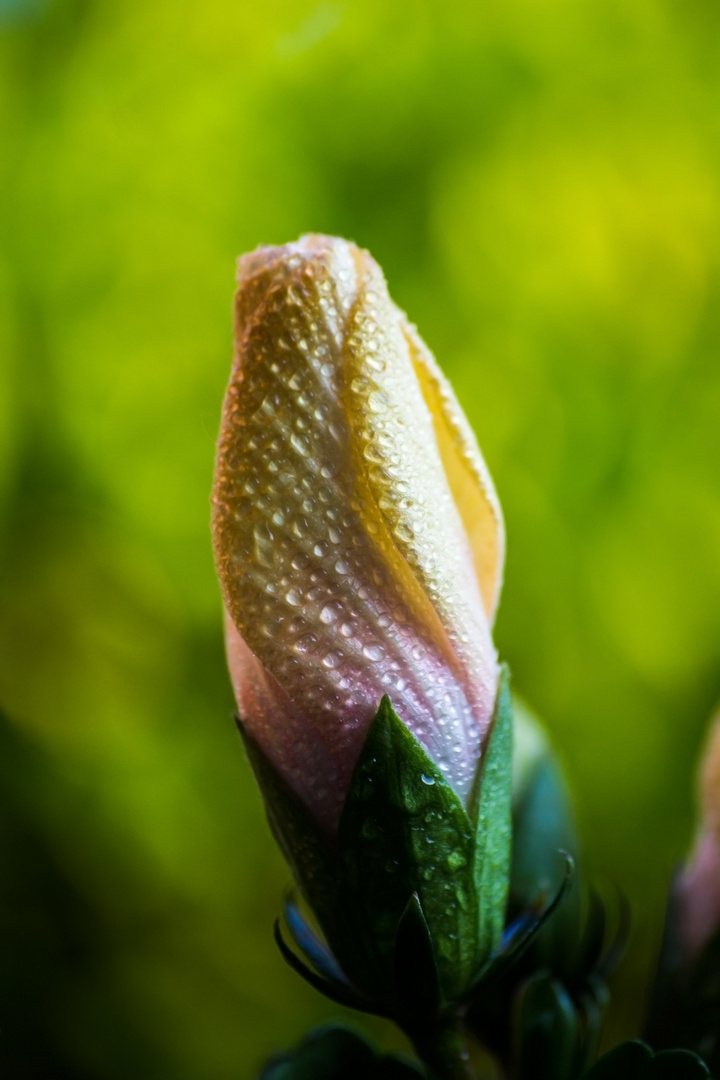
[2,0,720,1075]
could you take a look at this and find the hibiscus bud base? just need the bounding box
[238,670,513,1059]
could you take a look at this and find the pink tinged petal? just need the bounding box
[676,708,720,968]
[343,258,501,782]
[224,609,349,833]
[213,235,501,834]
[675,830,720,970]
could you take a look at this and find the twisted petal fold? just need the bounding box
[212,235,504,833]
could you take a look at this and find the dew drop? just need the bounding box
[253,521,274,566]
[395,522,414,543]
[447,851,467,872]
[291,517,310,538]
[320,604,340,625]
[363,643,384,662]
[290,432,310,456]
[421,774,436,786]
[295,634,317,654]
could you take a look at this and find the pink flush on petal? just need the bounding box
[212,235,505,835]
[675,707,720,971]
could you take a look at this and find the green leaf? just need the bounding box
[470,665,514,961]
[514,974,579,1080]
[336,694,480,1000]
[259,1025,425,1080]
[583,1040,654,1080]
[652,1050,711,1080]
[582,1041,710,1080]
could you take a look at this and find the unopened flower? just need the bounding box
[674,707,720,969]
[212,234,504,835]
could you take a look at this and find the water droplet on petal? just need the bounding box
[295,634,317,654]
[363,643,384,662]
[320,603,340,625]
[290,432,310,456]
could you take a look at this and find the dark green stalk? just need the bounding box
[407,1013,476,1080]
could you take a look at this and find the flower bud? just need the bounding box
[645,708,720,1062]
[674,707,720,969]
[212,235,504,835]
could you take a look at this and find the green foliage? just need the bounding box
[259,1024,424,1080]
[583,1040,710,1080]
[514,975,579,1080]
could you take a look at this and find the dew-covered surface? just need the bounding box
[213,236,503,831]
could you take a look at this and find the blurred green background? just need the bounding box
[1,0,720,1075]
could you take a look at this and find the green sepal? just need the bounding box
[514,974,579,1080]
[582,1040,710,1080]
[259,1024,425,1080]
[237,718,340,946]
[510,752,581,974]
[470,664,513,963]
[335,694,479,1000]
[394,892,441,1019]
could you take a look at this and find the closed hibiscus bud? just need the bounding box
[674,707,720,971]
[646,707,720,1065]
[212,235,512,1009]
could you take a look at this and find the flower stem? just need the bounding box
[409,1014,477,1080]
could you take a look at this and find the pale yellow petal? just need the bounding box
[402,321,505,623]
[343,254,499,734]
